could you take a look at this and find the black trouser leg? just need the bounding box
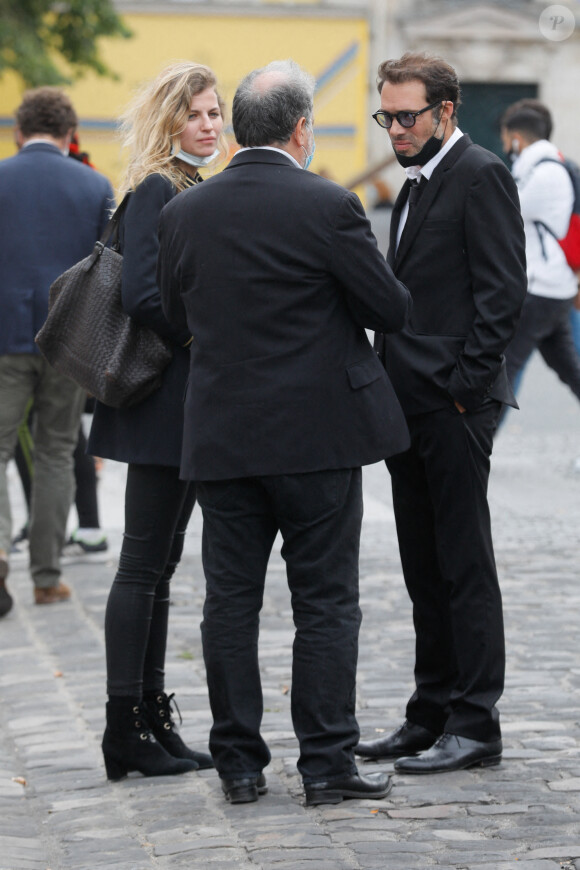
[197,469,363,782]
[537,300,580,400]
[198,477,276,777]
[105,463,196,697]
[387,402,504,742]
[274,469,362,783]
[73,424,100,528]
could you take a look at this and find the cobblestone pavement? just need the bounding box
[1,355,579,870]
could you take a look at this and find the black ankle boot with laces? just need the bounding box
[102,698,199,781]
[142,691,214,769]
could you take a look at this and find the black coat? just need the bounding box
[157,148,412,481]
[88,173,192,467]
[377,135,527,415]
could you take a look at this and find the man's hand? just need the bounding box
[454,400,466,414]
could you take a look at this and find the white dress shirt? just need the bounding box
[396,127,464,249]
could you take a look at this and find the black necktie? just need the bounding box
[398,177,426,251]
[407,175,426,209]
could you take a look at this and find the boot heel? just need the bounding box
[102,700,198,779]
[103,754,127,781]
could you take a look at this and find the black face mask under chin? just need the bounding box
[394,132,444,168]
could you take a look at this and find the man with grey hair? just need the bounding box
[158,60,412,806]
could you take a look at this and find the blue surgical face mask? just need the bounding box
[171,144,221,168]
[301,125,316,170]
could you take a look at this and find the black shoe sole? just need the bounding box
[305,778,393,807]
[223,778,268,804]
[358,748,423,761]
[224,786,258,803]
[395,754,502,774]
[193,757,215,770]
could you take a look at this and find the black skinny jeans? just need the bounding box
[105,463,196,697]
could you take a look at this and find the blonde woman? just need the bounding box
[89,61,226,780]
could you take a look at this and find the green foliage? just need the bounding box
[0,0,132,87]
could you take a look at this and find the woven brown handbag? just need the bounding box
[35,194,173,408]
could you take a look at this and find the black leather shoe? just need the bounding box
[355,720,438,760]
[304,771,392,806]
[221,772,268,804]
[394,732,502,774]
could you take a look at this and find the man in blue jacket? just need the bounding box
[0,87,113,615]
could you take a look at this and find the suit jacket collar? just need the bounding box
[18,142,64,157]
[388,134,473,268]
[226,148,300,171]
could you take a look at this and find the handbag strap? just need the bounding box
[98,192,132,252]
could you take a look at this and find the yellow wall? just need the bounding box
[0,12,369,193]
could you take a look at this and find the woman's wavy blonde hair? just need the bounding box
[118,60,227,198]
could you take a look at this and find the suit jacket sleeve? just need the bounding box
[330,190,412,332]
[157,198,189,336]
[446,161,527,409]
[121,174,190,346]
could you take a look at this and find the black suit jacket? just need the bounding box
[158,148,412,481]
[377,134,527,415]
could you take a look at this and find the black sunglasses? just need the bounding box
[372,100,442,130]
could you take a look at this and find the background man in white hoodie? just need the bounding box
[500,100,580,403]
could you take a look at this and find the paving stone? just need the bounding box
[1,387,580,868]
[524,845,580,859]
[467,802,529,815]
[466,863,561,870]
[388,804,466,819]
[548,778,580,791]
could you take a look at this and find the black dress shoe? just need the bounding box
[221,772,268,804]
[304,771,392,806]
[394,732,502,774]
[355,720,438,760]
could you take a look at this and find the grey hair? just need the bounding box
[232,59,315,147]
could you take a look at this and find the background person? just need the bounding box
[499,100,580,413]
[12,398,108,556]
[12,135,108,555]
[158,59,412,807]
[356,52,527,774]
[0,87,113,615]
[88,61,224,780]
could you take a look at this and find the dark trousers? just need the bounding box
[73,425,99,528]
[105,463,196,697]
[387,401,504,742]
[505,293,580,400]
[196,468,363,783]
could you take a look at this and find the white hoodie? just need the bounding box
[511,138,576,300]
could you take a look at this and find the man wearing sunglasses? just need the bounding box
[356,53,527,774]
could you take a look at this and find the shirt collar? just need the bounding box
[21,138,62,150]
[236,145,302,169]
